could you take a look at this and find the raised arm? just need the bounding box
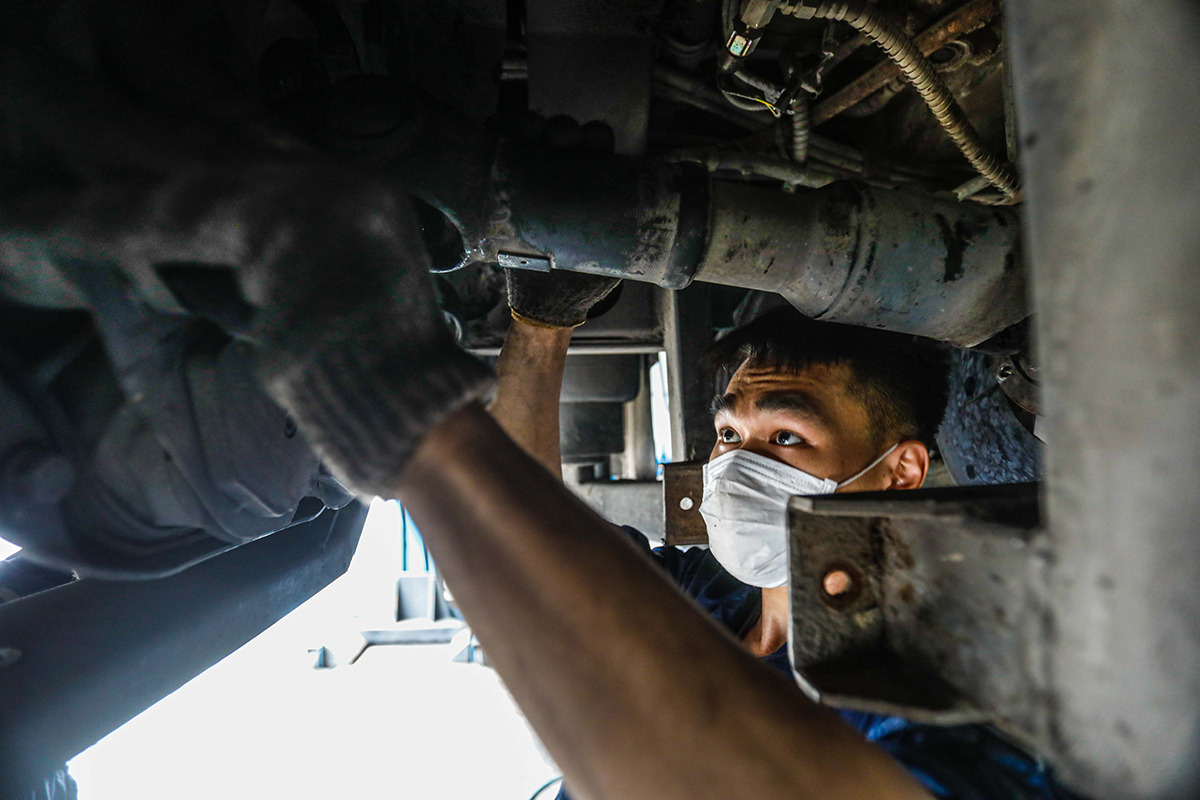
[489,318,573,475]
[394,402,931,800]
[488,269,620,476]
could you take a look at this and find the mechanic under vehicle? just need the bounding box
[0,0,1197,798]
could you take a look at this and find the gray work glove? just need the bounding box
[2,5,495,498]
[235,176,497,497]
[505,269,622,329]
[8,164,495,499]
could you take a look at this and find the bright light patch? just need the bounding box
[0,537,20,561]
[649,352,673,471]
[67,499,558,800]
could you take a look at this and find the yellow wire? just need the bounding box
[721,88,781,117]
[748,97,780,115]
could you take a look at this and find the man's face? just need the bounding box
[708,361,891,492]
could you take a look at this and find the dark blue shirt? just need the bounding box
[556,528,1083,800]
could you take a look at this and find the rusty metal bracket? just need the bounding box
[809,0,1001,127]
[788,484,1050,742]
[663,462,708,546]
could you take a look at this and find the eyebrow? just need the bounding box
[710,392,737,417]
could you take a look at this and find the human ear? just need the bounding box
[888,441,929,489]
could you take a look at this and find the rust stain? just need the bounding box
[811,0,1001,126]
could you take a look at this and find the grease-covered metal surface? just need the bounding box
[485,142,709,289]
[937,349,1041,485]
[879,505,1048,737]
[810,0,1002,126]
[695,180,1025,346]
[787,484,1046,734]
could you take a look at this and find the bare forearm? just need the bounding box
[394,404,929,800]
[489,318,573,475]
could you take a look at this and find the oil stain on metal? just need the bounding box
[935,213,966,282]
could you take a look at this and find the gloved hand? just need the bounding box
[496,112,622,329]
[238,175,497,497]
[506,269,622,329]
[14,163,495,499]
[2,2,495,499]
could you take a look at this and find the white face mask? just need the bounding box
[698,445,899,588]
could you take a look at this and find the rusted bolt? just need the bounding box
[818,561,864,608]
[823,569,853,597]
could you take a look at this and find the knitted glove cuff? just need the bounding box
[506,269,621,329]
[265,334,496,498]
[511,308,578,330]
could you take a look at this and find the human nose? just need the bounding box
[738,439,784,463]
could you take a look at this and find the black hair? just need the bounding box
[703,307,952,450]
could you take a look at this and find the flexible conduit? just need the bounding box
[791,94,810,163]
[789,0,1018,196]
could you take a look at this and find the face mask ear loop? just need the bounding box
[836,443,901,489]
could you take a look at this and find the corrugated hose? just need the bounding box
[786,0,1019,197]
[791,94,810,163]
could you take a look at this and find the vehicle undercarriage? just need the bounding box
[0,0,1198,797]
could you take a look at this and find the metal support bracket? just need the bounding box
[788,484,1050,741]
[663,461,708,546]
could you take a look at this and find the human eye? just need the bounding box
[771,430,806,446]
[718,427,743,444]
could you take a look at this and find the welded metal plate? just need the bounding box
[497,252,552,272]
[787,484,1049,736]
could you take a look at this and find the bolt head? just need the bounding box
[823,569,853,597]
[817,561,864,608]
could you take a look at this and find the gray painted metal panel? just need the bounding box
[568,480,665,541]
[1009,0,1200,795]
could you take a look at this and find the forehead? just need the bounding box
[720,361,856,408]
[717,361,873,441]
